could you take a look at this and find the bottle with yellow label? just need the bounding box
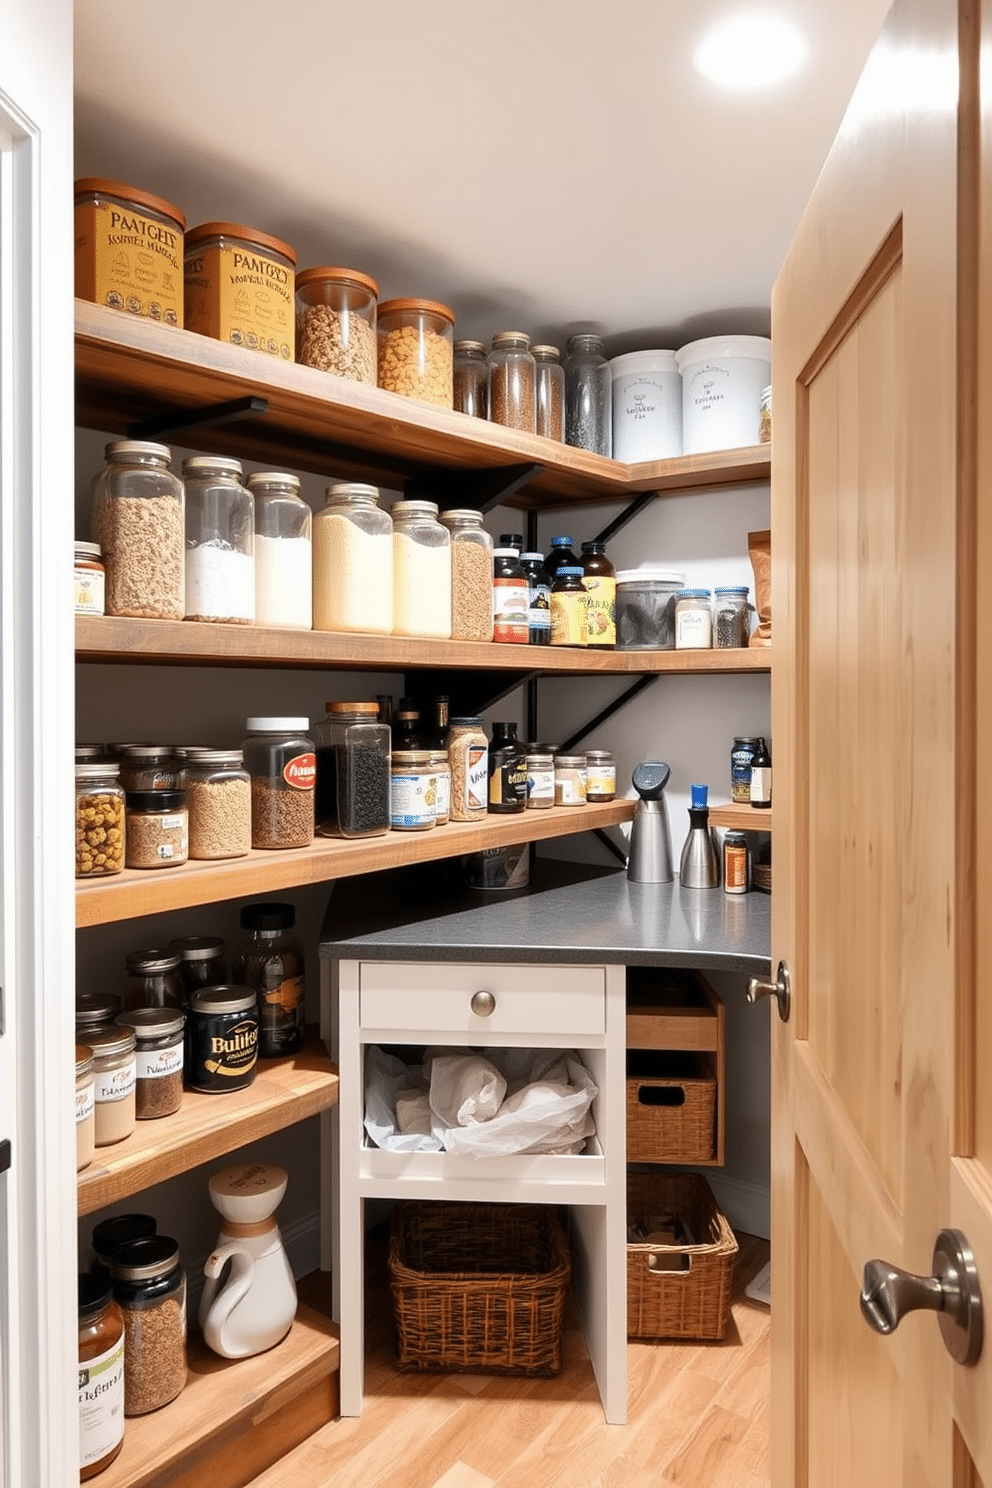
[580,540,616,649]
[550,566,588,647]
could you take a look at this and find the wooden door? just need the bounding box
[771,0,992,1480]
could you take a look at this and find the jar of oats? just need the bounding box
[91,441,185,619]
[124,790,189,870]
[377,297,454,407]
[242,717,315,849]
[180,750,252,859]
[296,265,378,383]
[439,509,493,641]
[75,762,126,878]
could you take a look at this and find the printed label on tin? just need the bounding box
[184,242,294,359]
[75,199,183,324]
[188,1013,258,1089]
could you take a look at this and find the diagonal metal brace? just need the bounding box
[128,394,270,442]
[594,827,629,866]
[559,674,659,752]
[404,462,543,513]
[593,491,658,545]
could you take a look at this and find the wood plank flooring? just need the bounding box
[255,1227,770,1488]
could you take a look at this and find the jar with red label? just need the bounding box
[241,717,316,850]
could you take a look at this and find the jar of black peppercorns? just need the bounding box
[313,701,391,838]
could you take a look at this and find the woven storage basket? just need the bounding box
[626,1050,717,1163]
[627,1171,738,1340]
[389,1201,572,1376]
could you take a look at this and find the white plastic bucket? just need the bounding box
[675,335,771,454]
[609,350,682,462]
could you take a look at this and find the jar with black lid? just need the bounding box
[124,789,189,870]
[453,339,489,419]
[235,903,305,1059]
[488,722,528,814]
[186,985,258,1092]
[168,935,227,1005]
[116,1008,184,1119]
[124,948,183,1012]
[78,1273,125,1479]
[520,552,551,645]
[111,1236,187,1416]
[91,1214,157,1277]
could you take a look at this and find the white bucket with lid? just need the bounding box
[609,350,682,463]
[675,335,771,454]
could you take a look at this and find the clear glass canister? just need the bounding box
[111,1236,187,1416]
[124,948,184,1012]
[447,716,489,822]
[76,1045,96,1173]
[313,482,393,634]
[75,541,106,615]
[74,176,186,327]
[118,746,180,792]
[242,716,315,849]
[554,753,588,806]
[88,1025,137,1147]
[377,297,454,407]
[525,751,555,808]
[675,588,713,649]
[124,790,188,869]
[313,701,391,838]
[184,221,296,359]
[181,455,254,623]
[116,1008,184,1119]
[392,499,452,638]
[564,334,612,457]
[246,472,313,630]
[453,339,489,419]
[180,749,252,859]
[391,750,437,831]
[427,749,451,825]
[235,901,306,1059]
[533,344,565,442]
[585,749,616,801]
[78,1273,125,1481]
[295,265,378,382]
[91,440,185,619]
[713,586,750,648]
[489,332,536,432]
[75,762,125,878]
[168,935,227,1005]
[440,509,494,641]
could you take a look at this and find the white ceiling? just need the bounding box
[73,0,892,353]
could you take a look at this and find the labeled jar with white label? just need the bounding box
[391,750,437,831]
[76,1045,96,1172]
[675,588,713,649]
[585,749,616,802]
[242,717,315,849]
[75,542,106,615]
[554,754,588,806]
[447,717,488,821]
[88,1025,137,1147]
[525,751,555,808]
[78,1273,125,1480]
[125,790,189,869]
[116,1009,184,1119]
[313,483,393,634]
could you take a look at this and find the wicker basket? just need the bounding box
[627,1172,738,1340]
[389,1201,572,1376]
[626,1050,717,1163]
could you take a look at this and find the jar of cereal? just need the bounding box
[75,762,125,878]
[377,297,454,407]
[295,265,377,382]
[91,441,185,619]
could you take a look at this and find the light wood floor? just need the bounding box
[264,1227,770,1488]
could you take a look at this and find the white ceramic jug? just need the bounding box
[199,1162,297,1359]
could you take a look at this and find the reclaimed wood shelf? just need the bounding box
[707,800,775,831]
[75,299,770,508]
[76,1027,338,1214]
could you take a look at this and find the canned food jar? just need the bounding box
[168,935,227,1005]
[111,1236,187,1416]
[116,1008,184,1120]
[118,746,180,792]
[525,751,555,808]
[242,717,316,850]
[313,483,393,634]
[186,985,259,1092]
[440,509,494,641]
[124,790,189,870]
[609,349,682,462]
[246,472,313,630]
[713,586,750,648]
[75,542,106,616]
[184,221,296,359]
[377,297,454,407]
[533,344,565,442]
[391,750,437,831]
[675,588,713,649]
[78,1273,126,1480]
[76,1045,96,1173]
[75,763,125,878]
[180,750,252,860]
[447,717,488,822]
[88,1025,137,1147]
[392,500,452,638]
[585,749,616,802]
[489,332,536,432]
[182,456,254,624]
[724,830,750,894]
[91,441,185,620]
[124,948,184,1012]
[554,754,588,806]
[295,265,378,382]
[453,339,489,418]
[313,702,391,839]
[427,750,451,825]
[74,177,186,326]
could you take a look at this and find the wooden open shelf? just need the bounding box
[707,800,774,831]
[77,1028,338,1214]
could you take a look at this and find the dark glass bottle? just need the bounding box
[492,548,529,644]
[580,539,616,650]
[520,551,551,646]
[392,698,424,750]
[499,532,524,552]
[488,722,528,813]
[429,695,451,750]
[550,566,588,647]
[544,534,579,582]
[750,739,772,808]
[235,901,305,1058]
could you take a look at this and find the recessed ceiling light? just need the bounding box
[694,12,808,90]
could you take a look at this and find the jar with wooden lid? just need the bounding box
[453,340,488,418]
[75,762,125,878]
[116,1009,184,1119]
[111,1236,187,1416]
[124,948,184,1012]
[313,483,393,634]
[180,750,251,859]
[88,1025,137,1147]
[313,702,391,839]
[76,1045,96,1173]
[246,473,313,630]
[91,441,185,620]
[440,509,494,641]
[533,345,565,441]
[392,500,451,638]
[78,1273,125,1479]
[295,265,378,382]
[184,221,296,358]
[75,542,106,615]
[377,297,454,407]
[489,332,536,432]
[182,456,255,624]
[74,177,186,326]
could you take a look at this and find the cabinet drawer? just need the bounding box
[359,962,606,1037]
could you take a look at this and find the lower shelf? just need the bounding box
[358,1138,607,1202]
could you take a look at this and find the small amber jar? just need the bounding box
[78,1273,125,1479]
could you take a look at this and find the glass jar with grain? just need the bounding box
[180,750,252,860]
[453,339,489,418]
[75,762,125,878]
[242,717,315,849]
[116,1009,184,1119]
[377,297,454,407]
[111,1236,187,1416]
[564,334,612,457]
[90,441,185,619]
[391,500,451,638]
[439,509,494,641]
[313,483,393,634]
[447,717,489,821]
[295,265,378,382]
[489,331,536,432]
[124,790,188,869]
[533,344,565,441]
[88,1025,137,1147]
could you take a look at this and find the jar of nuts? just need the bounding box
[295,265,378,384]
[90,441,185,620]
[75,762,125,878]
[377,297,454,408]
[489,332,537,432]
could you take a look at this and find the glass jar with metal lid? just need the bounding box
[124,789,189,869]
[242,716,316,849]
[377,297,454,407]
[295,265,378,382]
[186,985,258,1092]
[533,345,565,442]
[116,1009,184,1119]
[111,1235,187,1416]
[75,761,126,878]
[77,1272,125,1480]
[391,499,451,638]
[124,948,183,1012]
[564,334,612,456]
[489,332,537,432]
[585,749,616,802]
[117,746,180,792]
[168,935,227,1005]
[313,701,391,839]
[88,1025,137,1147]
[453,340,489,418]
[712,585,750,648]
[181,456,254,624]
[180,749,252,860]
[184,221,296,359]
[390,750,437,831]
[76,993,123,1040]
[235,902,305,1059]
[313,482,393,634]
[554,753,588,806]
[675,588,713,649]
[90,1214,158,1278]
[245,472,313,630]
[90,441,185,619]
[74,541,105,615]
[525,750,555,808]
[76,1045,96,1173]
[74,176,186,326]
[440,509,494,641]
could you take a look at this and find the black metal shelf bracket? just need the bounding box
[559,674,659,753]
[594,827,629,866]
[128,394,270,442]
[404,462,543,513]
[592,491,658,546]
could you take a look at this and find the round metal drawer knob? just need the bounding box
[470,990,496,1017]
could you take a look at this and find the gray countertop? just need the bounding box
[318,860,771,974]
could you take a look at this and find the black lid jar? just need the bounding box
[91,1213,158,1277]
[110,1235,187,1416]
[235,903,305,1060]
[186,984,258,1092]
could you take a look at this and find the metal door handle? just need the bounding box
[470,990,496,1017]
[746,960,791,1021]
[860,1228,983,1366]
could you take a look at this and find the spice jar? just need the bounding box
[111,1235,187,1416]
[492,547,529,644]
[440,509,494,641]
[427,749,451,825]
[90,441,185,620]
[180,750,252,860]
[391,750,437,831]
[75,762,125,878]
[554,754,588,806]
[168,935,227,1005]
[116,1009,184,1119]
[581,540,616,649]
[124,790,189,869]
[586,749,617,802]
[75,541,106,615]
[551,567,588,647]
[124,948,184,1012]
[533,344,565,442]
[377,297,454,407]
[246,472,313,630]
[117,746,179,792]
[186,985,259,1091]
[487,722,527,814]
[76,994,123,1041]
[242,717,316,850]
[713,586,750,648]
[74,176,186,326]
[447,717,489,822]
[489,332,536,432]
[295,265,378,382]
[392,500,452,638]
[78,1273,125,1480]
[453,339,489,418]
[91,1215,158,1278]
[76,1045,96,1173]
[675,588,713,649]
[313,483,393,634]
[564,334,612,457]
[184,221,296,359]
[313,702,391,839]
[723,831,750,895]
[525,750,555,808]
[88,1025,137,1147]
[182,456,254,624]
[235,903,305,1059]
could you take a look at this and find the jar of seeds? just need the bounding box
[440,509,494,641]
[116,1008,184,1119]
[242,717,316,849]
[111,1236,187,1416]
[713,586,750,648]
[90,440,185,619]
[125,790,189,869]
[313,701,391,839]
[453,339,489,418]
[489,332,536,432]
[180,750,252,859]
[564,335,612,457]
[75,762,125,878]
[533,344,565,441]
[295,265,378,383]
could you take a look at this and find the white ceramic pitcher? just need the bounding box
[199,1162,297,1359]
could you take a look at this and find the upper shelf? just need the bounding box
[75,301,771,509]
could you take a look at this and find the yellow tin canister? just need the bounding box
[74,177,186,326]
[184,222,296,360]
